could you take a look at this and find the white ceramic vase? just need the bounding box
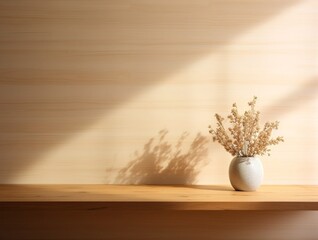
[229,156,263,191]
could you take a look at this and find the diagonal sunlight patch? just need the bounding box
[11,0,318,184]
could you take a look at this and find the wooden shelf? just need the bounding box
[0,185,318,211]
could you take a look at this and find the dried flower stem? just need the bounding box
[208,97,284,157]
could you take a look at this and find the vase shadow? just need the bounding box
[183,185,234,192]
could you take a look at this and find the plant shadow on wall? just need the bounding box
[111,130,209,184]
[0,0,302,182]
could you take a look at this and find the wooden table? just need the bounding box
[1,184,318,211]
[1,185,318,239]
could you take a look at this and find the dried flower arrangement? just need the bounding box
[208,97,284,157]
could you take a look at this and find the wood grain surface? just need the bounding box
[1,185,318,239]
[0,184,317,210]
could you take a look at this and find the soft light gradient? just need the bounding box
[0,0,317,185]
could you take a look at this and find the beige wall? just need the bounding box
[0,0,317,185]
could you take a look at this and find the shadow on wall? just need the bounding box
[111,130,209,184]
[0,0,300,182]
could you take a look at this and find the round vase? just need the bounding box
[229,156,263,191]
